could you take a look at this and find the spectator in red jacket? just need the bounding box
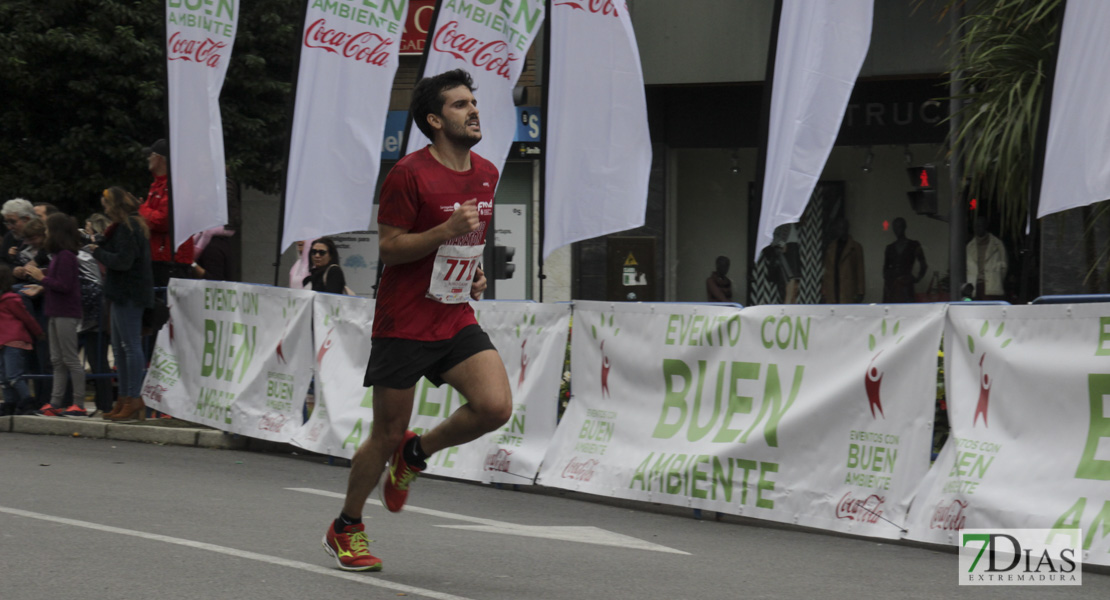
[139,139,195,286]
[0,264,44,416]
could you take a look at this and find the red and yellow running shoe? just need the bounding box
[322,522,382,572]
[381,430,423,513]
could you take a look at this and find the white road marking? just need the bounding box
[288,487,691,555]
[0,505,474,600]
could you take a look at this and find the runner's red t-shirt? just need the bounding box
[373,147,498,341]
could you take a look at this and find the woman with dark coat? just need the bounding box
[87,187,154,421]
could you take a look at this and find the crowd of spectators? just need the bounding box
[0,139,240,418]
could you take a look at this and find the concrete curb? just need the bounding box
[0,415,279,451]
[196,430,250,450]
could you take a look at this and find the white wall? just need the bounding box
[631,0,948,85]
[672,148,756,302]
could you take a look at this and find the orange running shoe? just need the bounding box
[322,522,382,572]
[381,430,423,513]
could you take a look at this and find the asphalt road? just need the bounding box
[1,433,1106,600]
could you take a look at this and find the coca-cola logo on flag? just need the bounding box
[258,411,290,434]
[484,449,513,473]
[929,498,968,530]
[553,0,621,17]
[432,21,519,81]
[304,19,394,66]
[834,492,885,524]
[561,456,599,481]
[167,32,228,68]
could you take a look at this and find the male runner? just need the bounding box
[322,69,513,572]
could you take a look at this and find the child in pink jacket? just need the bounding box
[0,264,44,416]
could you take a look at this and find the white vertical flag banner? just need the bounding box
[165,0,239,250]
[280,0,408,252]
[404,0,545,176]
[543,1,651,259]
[1038,0,1110,218]
[755,0,872,257]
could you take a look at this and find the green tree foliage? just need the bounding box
[0,0,301,219]
[946,0,1062,239]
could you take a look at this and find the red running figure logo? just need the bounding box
[865,351,885,419]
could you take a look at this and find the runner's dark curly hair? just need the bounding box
[410,69,477,140]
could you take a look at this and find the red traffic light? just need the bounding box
[906,165,937,190]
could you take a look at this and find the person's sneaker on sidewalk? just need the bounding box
[61,405,88,417]
[382,430,425,513]
[35,404,63,417]
[322,522,382,572]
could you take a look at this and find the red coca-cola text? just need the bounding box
[258,412,289,434]
[167,32,227,68]
[929,499,968,530]
[304,19,393,67]
[432,21,518,81]
[835,492,885,524]
[485,449,513,472]
[561,457,600,481]
[553,0,621,17]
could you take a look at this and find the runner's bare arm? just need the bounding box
[379,200,480,266]
[470,267,487,300]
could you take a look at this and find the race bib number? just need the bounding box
[427,244,484,304]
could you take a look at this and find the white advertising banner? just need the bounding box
[142,280,315,442]
[755,0,872,257]
[904,304,1110,565]
[538,302,943,538]
[291,300,570,486]
[1038,0,1110,219]
[280,0,407,252]
[412,302,569,483]
[165,0,239,249]
[543,0,650,259]
[404,0,545,177]
[289,293,376,456]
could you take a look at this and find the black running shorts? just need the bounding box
[363,324,496,390]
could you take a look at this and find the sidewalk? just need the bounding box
[0,409,294,453]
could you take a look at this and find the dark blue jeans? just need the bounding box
[0,345,33,411]
[110,301,146,398]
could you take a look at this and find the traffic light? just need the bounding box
[492,245,515,279]
[906,164,938,216]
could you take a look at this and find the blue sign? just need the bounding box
[382,111,408,160]
[515,106,541,142]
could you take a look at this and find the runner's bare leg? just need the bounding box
[421,349,512,455]
[342,385,415,518]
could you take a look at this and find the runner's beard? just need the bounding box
[444,120,482,149]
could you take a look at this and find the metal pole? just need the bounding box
[948,3,965,300]
[537,0,552,302]
[1023,0,1067,302]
